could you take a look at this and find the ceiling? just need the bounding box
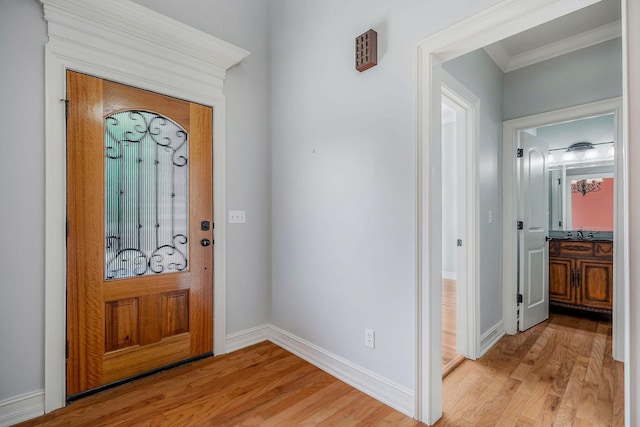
[484,0,621,73]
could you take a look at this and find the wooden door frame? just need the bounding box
[502,98,624,358]
[42,0,248,413]
[414,0,631,423]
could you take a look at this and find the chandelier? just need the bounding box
[571,178,603,196]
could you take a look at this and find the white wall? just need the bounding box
[0,0,48,402]
[443,50,505,335]
[269,0,502,390]
[0,0,271,404]
[503,38,623,120]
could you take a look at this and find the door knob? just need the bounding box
[201,238,211,247]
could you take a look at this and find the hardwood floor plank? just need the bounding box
[442,279,459,368]
[575,380,598,422]
[612,360,625,426]
[260,379,352,426]
[553,405,578,426]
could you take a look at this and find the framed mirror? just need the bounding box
[549,164,614,232]
[533,112,615,237]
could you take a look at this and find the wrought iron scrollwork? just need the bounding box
[104,110,189,280]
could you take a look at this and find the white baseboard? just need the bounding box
[226,324,414,417]
[479,320,505,357]
[225,324,271,353]
[0,390,44,427]
[267,325,414,417]
[442,271,457,280]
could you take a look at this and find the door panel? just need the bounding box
[519,132,549,331]
[549,257,573,304]
[66,71,213,397]
[579,260,613,310]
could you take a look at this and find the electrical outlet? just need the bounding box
[365,329,375,349]
[228,210,246,224]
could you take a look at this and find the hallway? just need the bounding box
[436,311,623,426]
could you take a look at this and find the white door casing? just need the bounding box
[42,0,248,412]
[518,132,549,331]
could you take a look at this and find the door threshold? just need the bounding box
[442,353,466,378]
[66,352,214,403]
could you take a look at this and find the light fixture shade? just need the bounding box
[561,151,577,162]
[583,147,599,159]
[607,144,615,158]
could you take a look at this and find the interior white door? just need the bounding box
[519,132,549,331]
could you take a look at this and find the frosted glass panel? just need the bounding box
[105,111,188,280]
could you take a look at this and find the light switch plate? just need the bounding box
[228,210,246,224]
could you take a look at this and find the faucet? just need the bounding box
[576,230,584,240]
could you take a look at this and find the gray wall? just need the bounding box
[269,0,501,389]
[503,38,623,120]
[537,114,615,150]
[0,0,48,403]
[443,49,505,334]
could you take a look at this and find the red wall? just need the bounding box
[571,177,614,231]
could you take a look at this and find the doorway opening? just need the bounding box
[440,77,480,379]
[503,98,624,360]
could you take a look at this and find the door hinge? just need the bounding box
[457,239,463,247]
[517,148,523,158]
[517,294,523,304]
[558,220,562,227]
[61,99,69,119]
[517,221,524,230]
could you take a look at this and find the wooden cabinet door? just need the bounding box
[577,259,613,311]
[549,258,574,305]
[66,71,214,397]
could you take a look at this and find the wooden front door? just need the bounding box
[66,71,213,397]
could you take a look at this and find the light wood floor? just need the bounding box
[15,342,425,427]
[441,279,458,369]
[17,311,622,426]
[435,310,624,426]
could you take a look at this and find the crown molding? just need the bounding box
[483,43,510,72]
[484,20,621,73]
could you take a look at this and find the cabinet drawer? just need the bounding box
[557,241,593,257]
[595,242,613,258]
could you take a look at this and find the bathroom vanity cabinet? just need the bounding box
[549,239,613,313]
